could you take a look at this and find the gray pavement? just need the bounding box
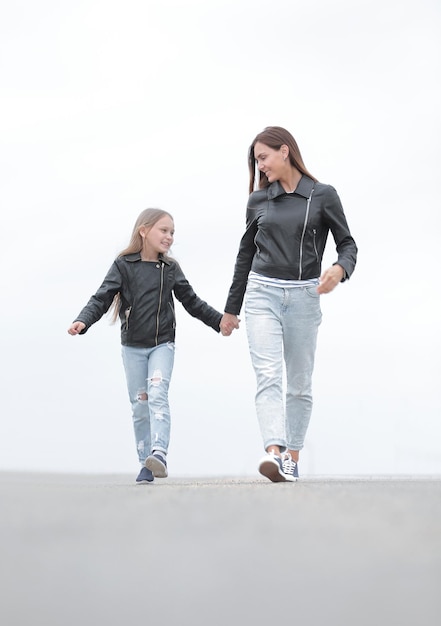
[1,472,440,626]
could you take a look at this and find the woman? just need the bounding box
[220,126,357,482]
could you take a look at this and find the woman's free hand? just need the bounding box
[317,265,345,295]
[220,313,240,336]
[68,321,86,335]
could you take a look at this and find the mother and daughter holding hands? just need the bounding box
[68,126,357,484]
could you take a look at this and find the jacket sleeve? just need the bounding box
[172,263,222,332]
[73,261,123,333]
[323,186,358,280]
[224,202,259,315]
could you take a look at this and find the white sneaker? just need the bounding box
[258,452,290,483]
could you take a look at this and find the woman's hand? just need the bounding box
[317,265,345,295]
[220,313,240,336]
[67,321,86,335]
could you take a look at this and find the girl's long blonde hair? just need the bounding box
[108,208,174,323]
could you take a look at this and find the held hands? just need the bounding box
[220,313,240,336]
[67,321,86,335]
[317,265,345,295]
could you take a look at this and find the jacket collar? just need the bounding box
[267,175,315,200]
[125,252,171,265]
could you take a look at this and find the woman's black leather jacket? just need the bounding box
[74,254,222,348]
[225,175,358,315]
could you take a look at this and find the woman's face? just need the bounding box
[254,141,287,183]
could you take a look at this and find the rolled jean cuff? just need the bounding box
[151,447,167,456]
[264,439,287,453]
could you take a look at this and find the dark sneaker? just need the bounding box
[145,452,168,478]
[282,453,299,481]
[136,466,154,484]
[258,452,292,483]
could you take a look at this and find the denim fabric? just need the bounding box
[245,281,322,451]
[121,342,175,463]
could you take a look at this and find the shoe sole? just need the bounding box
[136,479,154,484]
[145,456,168,478]
[258,458,289,483]
[284,474,298,482]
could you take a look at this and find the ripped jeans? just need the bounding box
[121,342,175,464]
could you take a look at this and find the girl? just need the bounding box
[220,126,357,482]
[68,208,222,483]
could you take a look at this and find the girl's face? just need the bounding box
[140,216,174,257]
[254,141,288,183]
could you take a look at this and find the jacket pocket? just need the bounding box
[125,306,132,329]
[312,229,319,262]
[168,302,176,329]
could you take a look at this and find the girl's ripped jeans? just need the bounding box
[121,342,175,464]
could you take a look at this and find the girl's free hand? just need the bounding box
[317,265,345,295]
[220,313,240,336]
[68,321,86,335]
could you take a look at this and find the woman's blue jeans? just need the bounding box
[121,342,175,464]
[245,281,322,452]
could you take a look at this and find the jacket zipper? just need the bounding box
[298,187,314,279]
[155,262,164,345]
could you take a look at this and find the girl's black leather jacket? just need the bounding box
[225,175,358,315]
[74,254,222,348]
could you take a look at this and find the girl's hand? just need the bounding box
[68,321,86,335]
[220,313,240,336]
[317,265,345,295]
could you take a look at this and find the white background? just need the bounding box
[1,0,440,477]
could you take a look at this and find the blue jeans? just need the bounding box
[245,281,322,452]
[121,342,175,464]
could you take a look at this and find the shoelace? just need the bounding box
[282,454,296,476]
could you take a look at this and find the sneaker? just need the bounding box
[145,452,168,478]
[282,453,299,481]
[258,452,292,483]
[136,466,154,484]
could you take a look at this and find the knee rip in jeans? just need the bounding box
[137,388,148,402]
[150,369,163,387]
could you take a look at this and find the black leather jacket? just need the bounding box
[225,175,357,315]
[74,253,222,347]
